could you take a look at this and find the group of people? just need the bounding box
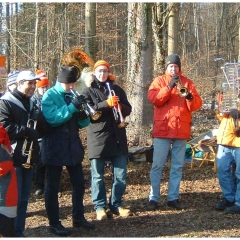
[1,53,240,237]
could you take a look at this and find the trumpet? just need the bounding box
[105,82,128,128]
[175,76,189,97]
[22,119,37,169]
[70,88,102,121]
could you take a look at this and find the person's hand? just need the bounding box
[185,92,193,100]
[72,95,85,109]
[25,127,39,142]
[229,108,240,119]
[106,96,119,107]
[31,107,40,121]
[78,110,89,120]
[169,75,179,89]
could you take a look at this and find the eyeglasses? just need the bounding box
[96,70,109,73]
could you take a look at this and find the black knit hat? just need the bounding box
[58,65,78,83]
[165,54,181,70]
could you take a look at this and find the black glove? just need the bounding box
[31,106,40,121]
[185,92,193,100]
[25,127,39,142]
[72,95,85,109]
[169,75,179,89]
[78,110,89,120]
[229,108,240,120]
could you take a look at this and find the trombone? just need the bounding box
[70,88,102,121]
[22,119,37,169]
[105,82,128,128]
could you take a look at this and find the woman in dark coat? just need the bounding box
[81,60,132,220]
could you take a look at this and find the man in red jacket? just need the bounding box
[0,125,18,237]
[147,54,202,211]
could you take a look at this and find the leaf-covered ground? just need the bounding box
[24,157,240,238]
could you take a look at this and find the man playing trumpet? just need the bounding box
[147,54,202,211]
[81,60,132,221]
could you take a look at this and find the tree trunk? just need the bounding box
[85,3,96,61]
[127,3,153,146]
[168,2,180,55]
[5,3,10,73]
[34,2,39,70]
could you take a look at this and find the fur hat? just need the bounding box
[165,54,181,70]
[94,60,110,71]
[58,66,78,83]
[36,69,50,88]
[7,71,20,86]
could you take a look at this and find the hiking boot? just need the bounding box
[50,222,71,236]
[35,188,44,196]
[225,204,240,214]
[215,198,235,210]
[167,199,186,210]
[96,209,107,220]
[73,218,95,229]
[147,200,158,211]
[111,207,132,217]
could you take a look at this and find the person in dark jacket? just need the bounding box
[32,69,50,196]
[41,65,94,236]
[81,60,132,221]
[0,125,18,237]
[0,70,46,237]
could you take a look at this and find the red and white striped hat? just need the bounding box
[36,69,50,88]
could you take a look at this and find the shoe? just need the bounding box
[111,207,132,217]
[35,189,44,196]
[215,198,235,210]
[96,209,107,220]
[167,199,186,210]
[50,222,71,236]
[225,204,240,214]
[73,218,95,229]
[147,200,158,211]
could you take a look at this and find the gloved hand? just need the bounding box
[169,75,179,89]
[106,96,119,107]
[185,92,193,100]
[78,110,89,120]
[229,108,240,119]
[31,107,40,121]
[25,127,39,142]
[72,95,85,109]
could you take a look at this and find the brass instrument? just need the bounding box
[175,76,189,97]
[106,82,128,128]
[70,88,102,121]
[22,119,37,169]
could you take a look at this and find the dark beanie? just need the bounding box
[165,54,181,70]
[58,65,78,83]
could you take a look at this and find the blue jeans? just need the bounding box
[216,145,240,206]
[44,164,85,225]
[90,154,127,211]
[149,138,187,202]
[14,166,34,237]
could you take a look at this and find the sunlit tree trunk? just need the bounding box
[85,3,96,61]
[168,2,180,55]
[127,2,153,146]
[5,3,10,73]
[34,2,39,70]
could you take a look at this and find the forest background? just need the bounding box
[1,2,240,237]
[1,2,238,145]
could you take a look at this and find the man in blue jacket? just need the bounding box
[41,65,94,236]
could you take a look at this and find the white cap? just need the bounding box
[16,70,41,82]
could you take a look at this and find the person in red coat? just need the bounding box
[0,125,18,237]
[147,54,202,211]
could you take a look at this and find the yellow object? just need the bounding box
[96,210,107,220]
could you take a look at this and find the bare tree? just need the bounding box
[168,2,180,55]
[5,3,10,73]
[127,3,153,146]
[85,3,96,61]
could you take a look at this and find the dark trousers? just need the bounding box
[0,213,16,237]
[34,162,46,189]
[44,164,85,226]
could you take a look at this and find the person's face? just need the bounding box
[94,66,109,82]
[166,64,179,76]
[17,80,36,98]
[60,82,75,93]
[8,83,17,92]
[37,84,49,96]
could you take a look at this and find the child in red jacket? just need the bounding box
[0,125,18,237]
